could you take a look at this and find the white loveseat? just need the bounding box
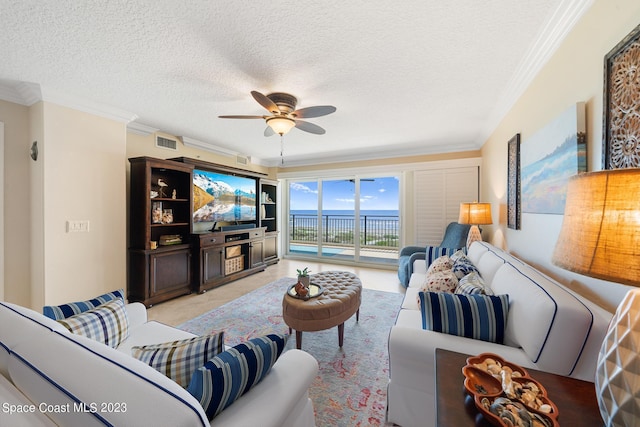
[386,241,612,427]
[0,300,318,427]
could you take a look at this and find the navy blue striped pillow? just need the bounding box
[418,291,509,344]
[43,289,125,320]
[426,246,465,268]
[187,334,287,420]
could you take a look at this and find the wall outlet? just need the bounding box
[67,220,90,233]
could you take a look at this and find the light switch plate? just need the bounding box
[67,220,90,232]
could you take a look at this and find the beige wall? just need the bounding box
[0,100,31,306]
[36,102,128,306]
[481,0,640,312]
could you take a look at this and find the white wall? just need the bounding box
[481,0,640,312]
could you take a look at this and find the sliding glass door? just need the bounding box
[358,177,399,264]
[287,175,399,265]
[321,179,355,261]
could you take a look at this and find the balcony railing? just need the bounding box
[289,213,399,249]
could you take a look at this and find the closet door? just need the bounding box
[413,166,478,246]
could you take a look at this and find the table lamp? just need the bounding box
[458,202,492,248]
[552,169,640,427]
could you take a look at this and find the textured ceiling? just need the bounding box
[0,0,592,167]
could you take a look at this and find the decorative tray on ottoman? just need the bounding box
[287,283,324,300]
[462,353,559,427]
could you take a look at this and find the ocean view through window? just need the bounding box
[287,177,399,265]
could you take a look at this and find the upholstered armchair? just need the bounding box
[397,222,471,287]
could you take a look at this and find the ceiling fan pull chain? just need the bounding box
[280,134,284,165]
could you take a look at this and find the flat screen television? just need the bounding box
[192,169,257,223]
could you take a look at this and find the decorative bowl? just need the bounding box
[462,353,559,427]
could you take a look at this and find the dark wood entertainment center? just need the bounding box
[127,156,279,307]
[191,227,267,293]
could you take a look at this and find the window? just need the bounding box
[287,176,399,266]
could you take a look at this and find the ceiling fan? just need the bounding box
[219,91,336,136]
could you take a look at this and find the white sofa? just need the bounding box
[386,241,612,427]
[0,300,318,427]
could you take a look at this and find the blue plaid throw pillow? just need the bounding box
[57,298,129,348]
[132,332,225,388]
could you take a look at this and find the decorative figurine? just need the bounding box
[295,281,309,298]
[158,179,168,197]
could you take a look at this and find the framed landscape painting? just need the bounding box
[520,103,586,215]
[507,134,520,230]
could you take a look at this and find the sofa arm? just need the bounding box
[407,252,427,277]
[125,302,148,328]
[399,245,425,257]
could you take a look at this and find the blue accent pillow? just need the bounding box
[187,334,287,420]
[451,254,480,279]
[419,291,509,344]
[43,289,125,320]
[426,246,464,269]
[455,272,493,295]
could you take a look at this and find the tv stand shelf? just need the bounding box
[192,227,267,293]
[128,157,194,307]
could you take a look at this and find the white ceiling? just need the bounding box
[0,0,592,167]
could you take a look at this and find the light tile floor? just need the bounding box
[147,258,405,326]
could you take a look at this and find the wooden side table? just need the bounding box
[435,349,603,426]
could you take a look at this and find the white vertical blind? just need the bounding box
[414,166,479,246]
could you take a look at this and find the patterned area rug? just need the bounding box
[178,276,404,426]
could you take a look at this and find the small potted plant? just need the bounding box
[297,267,311,287]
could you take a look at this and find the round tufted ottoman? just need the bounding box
[282,271,362,349]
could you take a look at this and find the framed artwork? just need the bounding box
[521,103,586,215]
[507,133,520,230]
[603,23,640,169]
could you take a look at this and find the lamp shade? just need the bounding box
[552,169,640,287]
[266,116,296,135]
[458,202,492,225]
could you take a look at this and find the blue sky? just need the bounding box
[289,177,399,211]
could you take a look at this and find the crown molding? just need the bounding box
[479,0,594,142]
[126,121,159,136]
[0,80,40,106]
[181,136,269,166]
[39,86,138,123]
[0,80,137,123]
[270,140,480,168]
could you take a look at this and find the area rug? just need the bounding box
[177,276,404,426]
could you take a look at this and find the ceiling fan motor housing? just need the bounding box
[266,92,298,114]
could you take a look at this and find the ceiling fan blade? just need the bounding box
[295,120,326,135]
[292,105,336,119]
[251,91,280,114]
[218,115,265,119]
[264,126,275,137]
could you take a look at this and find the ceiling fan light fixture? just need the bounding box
[266,116,296,135]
